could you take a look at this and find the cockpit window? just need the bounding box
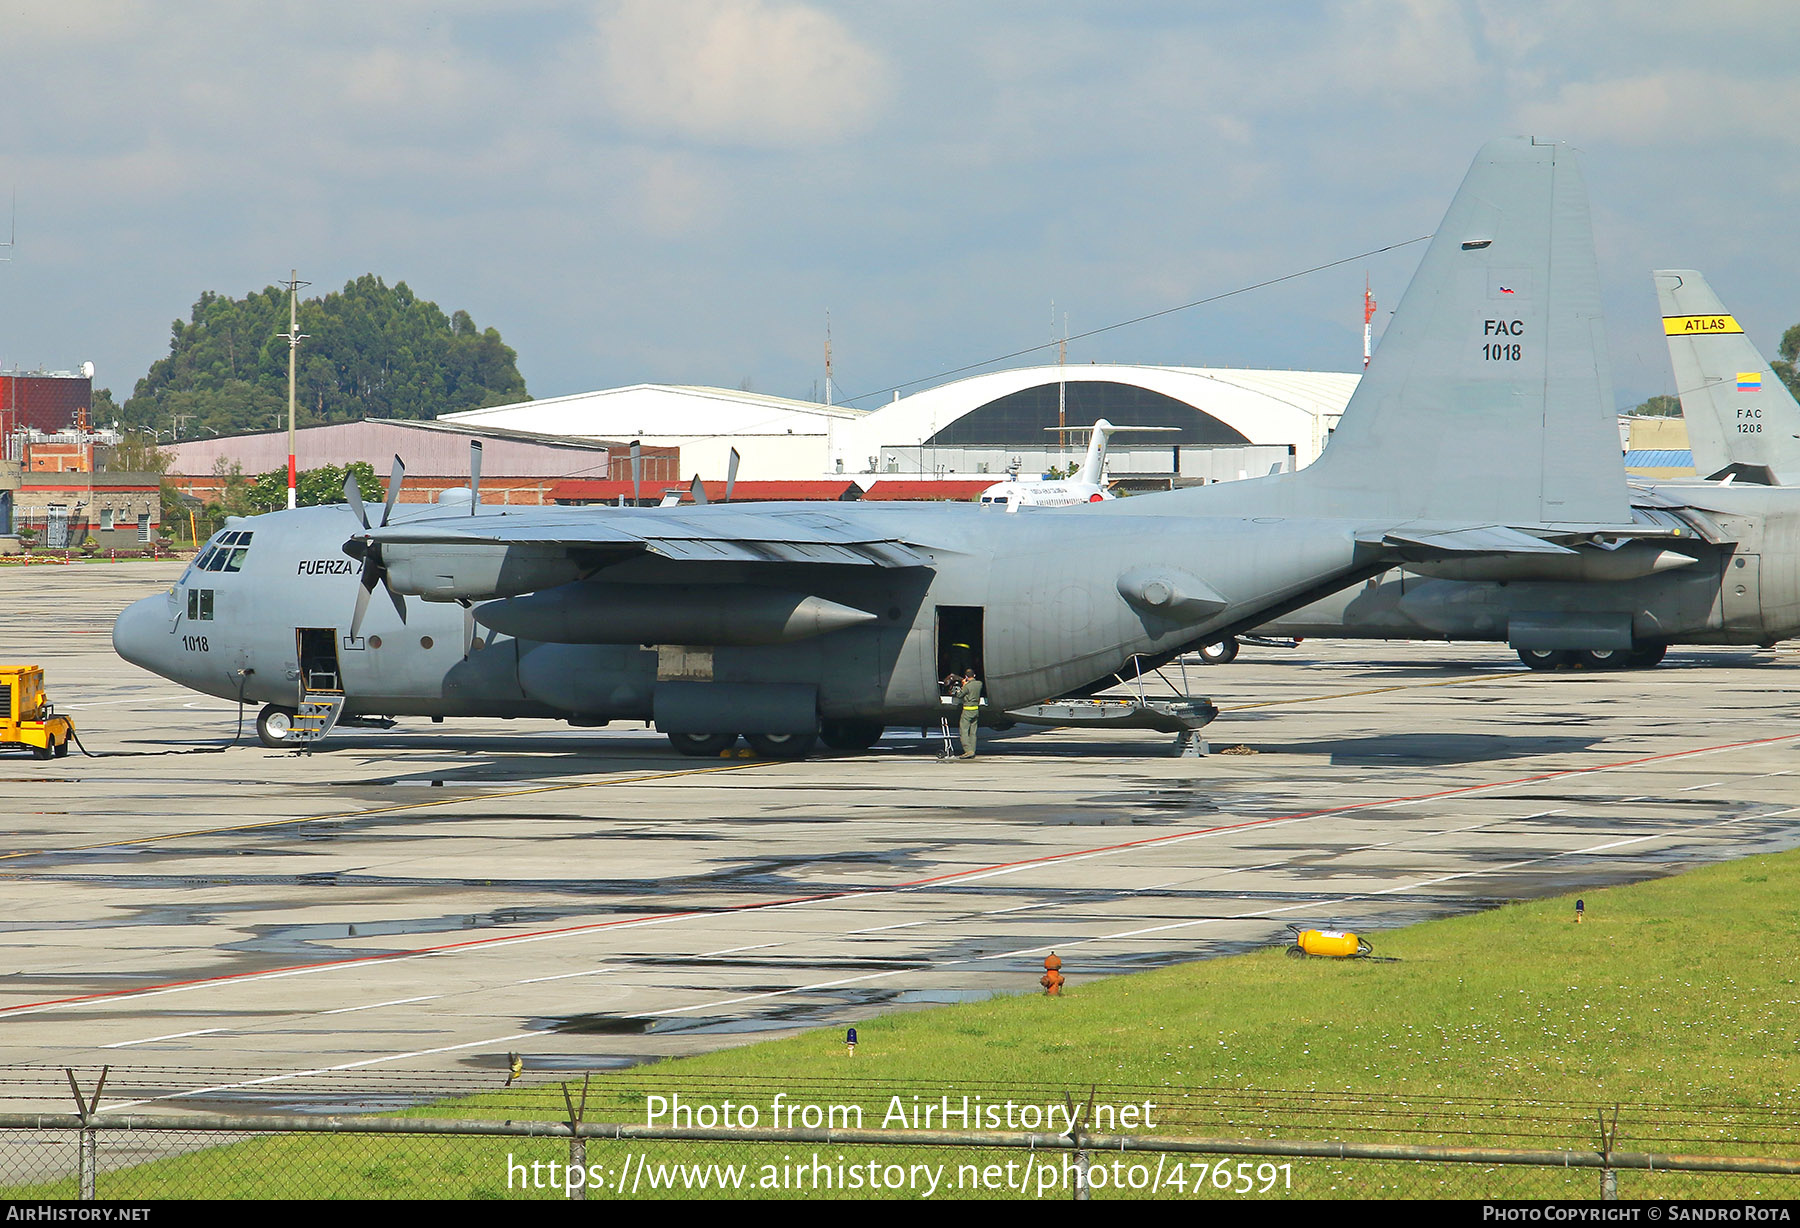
[195,530,255,573]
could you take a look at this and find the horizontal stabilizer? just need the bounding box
[1702,462,1778,487]
[1362,525,1579,557]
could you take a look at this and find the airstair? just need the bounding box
[288,666,346,749]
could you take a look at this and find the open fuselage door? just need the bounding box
[935,605,985,683]
[290,627,347,746]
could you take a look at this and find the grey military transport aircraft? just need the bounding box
[114,137,1657,755]
[1232,269,1800,669]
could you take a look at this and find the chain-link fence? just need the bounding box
[7,1116,1800,1200]
[2,1068,1796,1200]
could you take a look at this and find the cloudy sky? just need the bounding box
[1,1,1795,416]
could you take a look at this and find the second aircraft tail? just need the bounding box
[1655,269,1800,485]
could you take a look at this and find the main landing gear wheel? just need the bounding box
[745,731,818,760]
[819,719,884,751]
[668,732,737,757]
[1627,644,1668,669]
[1198,637,1240,665]
[1516,648,1571,671]
[1576,648,1628,670]
[256,704,298,748]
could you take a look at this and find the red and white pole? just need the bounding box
[1363,277,1377,370]
[281,270,308,509]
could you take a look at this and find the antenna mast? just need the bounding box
[1055,303,1068,451]
[824,311,835,473]
[277,270,311,509]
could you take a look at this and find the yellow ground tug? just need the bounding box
[1,666,75,759]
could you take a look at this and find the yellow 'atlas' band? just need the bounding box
[1663,314,1743,335]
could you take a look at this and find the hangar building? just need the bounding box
[839,365,1357,484]
[440,365,1360,486]
[441,385,863,485]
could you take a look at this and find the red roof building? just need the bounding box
[163,419,678,507]
[552,479,861,506]
[861,479,993,501]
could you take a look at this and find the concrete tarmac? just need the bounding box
[3,561,1799,1113]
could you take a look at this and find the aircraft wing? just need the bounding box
[356,505,931,601]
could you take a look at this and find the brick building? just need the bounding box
[2,370,163,550]
[11,471,162,550]
[0,371,95,436]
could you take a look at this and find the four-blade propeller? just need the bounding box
[344,455,408,641]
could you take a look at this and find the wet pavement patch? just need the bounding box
[532,1007,842,1037]
[1317,734,1600,766]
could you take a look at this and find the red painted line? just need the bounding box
[890,728,1800,888]
[6,728,1797,1017]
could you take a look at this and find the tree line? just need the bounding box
[113,275,528,440]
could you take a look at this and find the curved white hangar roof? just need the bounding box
[840,365,1360,470]
[436,367,1359,480]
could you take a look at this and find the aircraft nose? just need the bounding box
[113,593,175,675]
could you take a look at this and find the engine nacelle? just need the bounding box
[381,543,587,601]
[476,582,876,646]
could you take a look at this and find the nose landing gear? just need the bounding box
[256,704,298,748]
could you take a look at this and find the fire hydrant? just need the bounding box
[1040,952,1064,996]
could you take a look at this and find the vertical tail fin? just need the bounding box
[1276,137,1631,527]
[1075,419,1114,486]
[1654,269,1799,485]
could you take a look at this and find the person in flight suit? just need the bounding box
[956,668,983,759]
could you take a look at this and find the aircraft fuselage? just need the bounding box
[113,500,1373,730]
